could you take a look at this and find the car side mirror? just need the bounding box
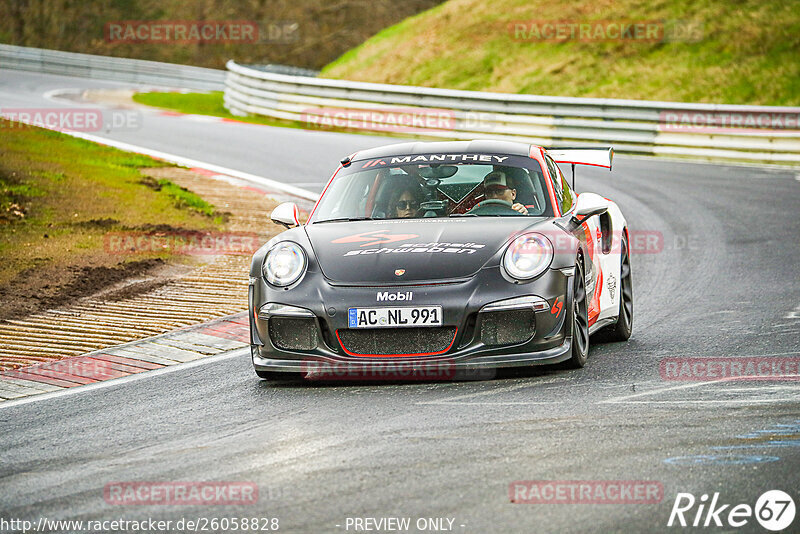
[572,192,608,221]
[271,202,300,229]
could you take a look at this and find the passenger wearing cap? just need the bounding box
[471,171,529,215]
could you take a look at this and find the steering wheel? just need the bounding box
[467,198,523,216]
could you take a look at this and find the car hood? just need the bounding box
[305,219,546,284]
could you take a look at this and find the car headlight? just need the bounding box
[262,241,307,286]
[502,233,553,280]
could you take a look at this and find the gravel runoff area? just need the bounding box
[0,167,300,371]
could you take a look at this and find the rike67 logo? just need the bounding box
[668,490,795,531]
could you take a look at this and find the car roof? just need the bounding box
[350,140,534,162]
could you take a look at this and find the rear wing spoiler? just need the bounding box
[547,147,614,170]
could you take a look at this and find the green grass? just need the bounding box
[133,92,227,117]
[132,91,308,129]
[138,176,221,221]
[0,119,222,286]
[132,91,437,140]
[157,179,216,217]
[320,0,800,106]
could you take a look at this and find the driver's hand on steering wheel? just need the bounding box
[511,203,528,215]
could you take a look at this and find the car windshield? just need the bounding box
[311,154,553,222]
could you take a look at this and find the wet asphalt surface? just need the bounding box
[1,70,799,533]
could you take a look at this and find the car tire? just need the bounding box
[599,234,633,342]
[565,256,589,368]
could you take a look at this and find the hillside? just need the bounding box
[321,0,800,105]
[0,0,442,70]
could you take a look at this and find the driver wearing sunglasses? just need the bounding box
[389,187,421,218]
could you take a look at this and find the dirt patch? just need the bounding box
[0,168,32,224]
[74,217,120,229]
[79,89,139,108]
[0,163,288,370]
[0,162,280,324]
[139,175,167,190]
[96,278,173,302]
[0,258,169,322]
[134,223,191,233]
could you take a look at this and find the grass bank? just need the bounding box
[132,91,307,129]
[321,0,800,106]
[0,119,224,319]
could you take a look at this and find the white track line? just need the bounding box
[417,378,568,405]
[0,347,247,411]
[0,102,317,410]
[602,374,800,404]
[40,86,800,175]
[4,112,319,202]
[600,380,723,403]
[12,87,796,410]
[608,399,800,405]
[420,401,553,406]
[65,131,320,201]
[720,386,800,393]
[39,87,319,200]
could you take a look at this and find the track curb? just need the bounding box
[0,311,249,402]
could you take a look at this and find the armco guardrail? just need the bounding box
[244,64,320,78]
[0,44,225,91]
[225,60,800,163]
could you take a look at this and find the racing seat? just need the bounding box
[370,178,393,218]
[526,170,547,215]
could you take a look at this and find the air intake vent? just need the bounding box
[337,327,456,356]
[480,310,535,346]
[269,317,318,350]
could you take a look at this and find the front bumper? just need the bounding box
[249,266,575,376]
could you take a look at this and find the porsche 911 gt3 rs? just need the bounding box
[248,140,632,380]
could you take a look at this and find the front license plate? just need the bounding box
[348,306,443,328]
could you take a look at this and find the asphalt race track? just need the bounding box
[1,70,799,533]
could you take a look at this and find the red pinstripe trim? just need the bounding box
[581,222,601,326]
[589,269,603,326]
[308,165,341,222]
[552,160,611,169]
[335,329,457,358]
[530,146,561,216]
